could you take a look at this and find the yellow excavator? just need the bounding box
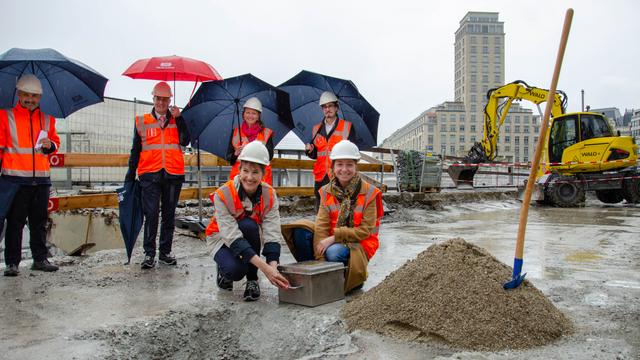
[447,80,639,206]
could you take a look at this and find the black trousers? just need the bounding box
[4,184,50,265]
[313,175,330,212]
[140,177,183,257]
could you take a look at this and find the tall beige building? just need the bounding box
[383,11,537,163]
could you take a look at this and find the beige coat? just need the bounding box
[313,180,379,293]
[209,177,285,254]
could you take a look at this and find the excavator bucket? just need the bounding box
[447,165,478,188]
[447,142,487,188]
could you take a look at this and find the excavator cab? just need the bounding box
[548,112,636,174]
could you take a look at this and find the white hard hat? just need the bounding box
[16,74,43,94]
[152,82,173,97]
[319,91,338,106]
[330,140,361,161]
[243,97,262,113]
[238,141,270,166]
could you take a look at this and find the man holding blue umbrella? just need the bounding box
[124,82,190,270]
[1,74,60,276]
[304,91,357,210]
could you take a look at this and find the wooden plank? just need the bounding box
[54,153,393,172]
[51,186,315,211]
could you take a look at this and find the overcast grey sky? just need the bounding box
[2,0,638,143]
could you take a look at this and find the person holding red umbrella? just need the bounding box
[124,82,190,269]
[226,97,274,185]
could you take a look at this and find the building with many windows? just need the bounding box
[630,109,640,154]
[382,11,538,162]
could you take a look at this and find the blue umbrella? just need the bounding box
[117,181,143,264]
[279,70,380,150]
[0,177,20,237]
[0,48,108,118]
[182,73,293,158]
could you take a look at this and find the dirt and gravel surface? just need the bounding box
[0,191,638,359]
[342,238,572,351]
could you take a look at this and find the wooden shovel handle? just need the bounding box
[515,9,574,259]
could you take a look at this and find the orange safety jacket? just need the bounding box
[135,113,184,176]
[0,104,59,178]
[229,126,273,185]
[311,119,352,182]
[320,181,383,259]
[205,180,275,236]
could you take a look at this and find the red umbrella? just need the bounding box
[122,55,221,82]
[123,55,222,104]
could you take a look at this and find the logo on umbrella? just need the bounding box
[157,62,174,69]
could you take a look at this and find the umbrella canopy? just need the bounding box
[122,55,222,82]
[0,48,108,118]
[279,70,380,150]
[182,73,293,158]
[117,181,143,264]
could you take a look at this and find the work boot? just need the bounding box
[216,266,233,291]
[4,264,19,277]
[159,253,177,266]
[31,259,59,272]
[141,256,155,269]
[243,280,260,302]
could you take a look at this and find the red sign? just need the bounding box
[49,154,65,167]
[48,197,59,212]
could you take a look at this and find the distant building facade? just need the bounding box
[630,109,640,154]
[382,11,539,162]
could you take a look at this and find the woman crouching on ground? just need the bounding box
[314,140,383,293]
[206,141,289,301]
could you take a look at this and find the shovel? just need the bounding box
[504,9,574,290]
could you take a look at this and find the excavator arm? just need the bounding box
[448,80,566,187]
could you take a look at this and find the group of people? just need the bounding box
[2,77,383,304]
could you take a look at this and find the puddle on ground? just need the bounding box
[565,250,604,263]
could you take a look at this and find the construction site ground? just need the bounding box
[1,189,638,359]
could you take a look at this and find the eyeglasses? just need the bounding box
[154,96,171,103]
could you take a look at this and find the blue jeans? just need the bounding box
[325,243,350,265]
[214,218,261,281]
[292,228,315,262]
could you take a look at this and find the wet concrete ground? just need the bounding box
[0,192,638,359]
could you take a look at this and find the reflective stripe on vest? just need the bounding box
[311,119,352,182]
[135,114,184,175]
[320,181,382,259]
[2,109,52,177]
[205,180,275,236]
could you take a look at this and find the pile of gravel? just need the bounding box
[342,238,572,351]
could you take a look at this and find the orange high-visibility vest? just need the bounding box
[205,180,275,236]
[135,114,184,176]
[0,105,59,178]
[229,126,273,185]
[311,119,352,182]
[320,181,383,259]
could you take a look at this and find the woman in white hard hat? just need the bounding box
[312,140,383,293]
[206,141,290,301]
[226,97,275,185]
[304,91,357,211]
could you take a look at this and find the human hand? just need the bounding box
[170,105,181,118]
[315,235,335,256]
[305,143,314,152]
[39,138,52,150]
[263,264,290,289]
